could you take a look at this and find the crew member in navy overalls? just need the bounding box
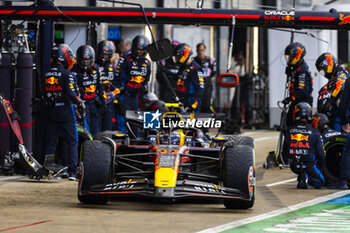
[194,43,216,113]
[312,113,341,142]
[283,42,313,127]
[72,45,105,136]
[115,35,151,134]
[316,53,349,131]
[43,44,84,180]
[282,102,325,189]
[96,40,117,131]
[173,43,204,113]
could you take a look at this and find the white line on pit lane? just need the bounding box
[0,176,24,181]
[254,136,279,142]
[197,190,350,233]
[266,178,297,187]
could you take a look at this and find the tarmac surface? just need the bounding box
[0,130,343,233]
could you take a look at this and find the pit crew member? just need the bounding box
[72,45,104,136]
[194,43,216,113]
[282,102,325,189]
[316,53,349,131]
[43,44,84,180]
[173,43,204,113]
[96,40,118,131]
[283,42,313,127]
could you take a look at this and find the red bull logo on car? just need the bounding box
[291,134,309,141]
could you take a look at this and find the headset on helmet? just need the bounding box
[284,42,306,66]
[76,45,95,71]
[174,43,193,65]
[312,113,329,132]
[131,35,150,60]
[315,52,338,79]
[293,102,313,123]
[51,44,75,70]
[97,40,115,65]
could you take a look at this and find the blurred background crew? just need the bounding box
[283,42,313,127]
[72,45,104,136]
[115,35,151,133]
[282,102,325,189]
[316,53,349,131]
[43,44,84,180]
[173,43,204,113]
[156,40,180,103]
[194,43,216,113]
[118,38,132,58]
[96,40,117,131]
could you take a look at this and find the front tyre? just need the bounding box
[78,140,112,204]
[223,145,255,209]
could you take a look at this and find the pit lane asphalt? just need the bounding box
[0,130,342,233]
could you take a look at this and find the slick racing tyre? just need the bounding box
[225,136,254,149]
[323,134,347,183]
[223,145,255,209]
[94,130,124,140]
[78,140,112,204]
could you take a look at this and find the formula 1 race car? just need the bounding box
[77,109,256,209]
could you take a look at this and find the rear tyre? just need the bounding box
[226,136,254,148]
[93,130,124,140]
[223,145,255,209]
[78,140,111,204]
[323,134,347,183]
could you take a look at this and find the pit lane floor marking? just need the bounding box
[266,178,297,187]
[0,220,53,232]
[197,190,350,233]
[0,176,24,181]
[254,136,279,142]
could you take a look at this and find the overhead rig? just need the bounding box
[0,6,350,29]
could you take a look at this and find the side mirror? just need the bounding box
[146,39,173,62]
[217,73,239,87]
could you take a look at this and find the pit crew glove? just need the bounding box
[282,97,292,105]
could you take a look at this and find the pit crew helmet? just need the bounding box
[97,40,115,65]
[77,45,95,71]
[51,44,75,70]
[315,53,338,79]
[312,113,329,132]
[174,43,193,65]
[284,42,306,66]
[293,102,313,123]
[131,35,150,61]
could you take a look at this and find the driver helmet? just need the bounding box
[131,35,150,61]
[312,113,329,132]
[173,43,193,65]
[76,45,95,71]
[293,102,313,123]
[141,92,158,109]
[315,52,338,79]
[97,40,115,65]
[51,44,75,70]
[284,42,306,66]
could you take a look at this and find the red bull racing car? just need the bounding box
[77,110,255,209]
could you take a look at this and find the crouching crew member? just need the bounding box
[96,40,117,131]
[316,53,348,131]
[173,43,204,112]
[115,35,151,133]
[43,44,84,180]
[312,113,341,142]
[72,45,105,136]
[283,102,325,189]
